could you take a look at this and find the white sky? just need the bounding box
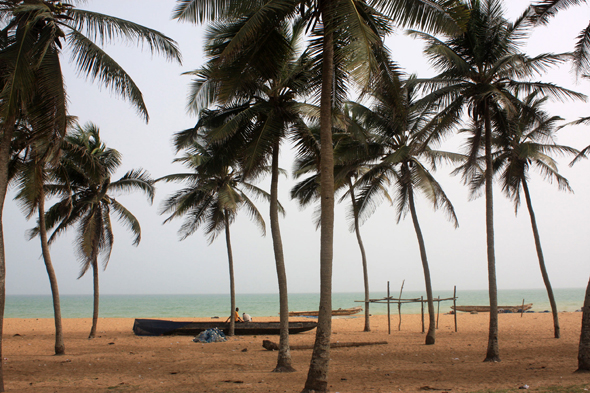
[4,0,590,296]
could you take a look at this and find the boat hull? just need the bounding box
[288,306,363,317]
[451,304,533,313]
[133,319,318,336]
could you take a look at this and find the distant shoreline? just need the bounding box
[5,288,585,319]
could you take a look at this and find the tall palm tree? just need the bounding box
[484,93,575,339]
[42,123,155,339]
[0,2,180,387]
[410,0,582,361]
[158,133,269,337]
[173,0,466,390]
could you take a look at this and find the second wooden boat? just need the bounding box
[288,306,363,317]
[451,303,533,313]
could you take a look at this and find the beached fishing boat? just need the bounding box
[451,303,533,313]
[288,306,363,317]
[132,319,318,336]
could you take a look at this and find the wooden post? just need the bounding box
[421,296,424,333]
[436,296,440,329]
[398,280,404,331]
[387,281,391,335]
[521,298,525,318]
[453,286,457,333]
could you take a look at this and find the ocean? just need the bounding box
[5,288,585,319]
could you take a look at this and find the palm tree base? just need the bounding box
[54,346,65,355]
[483,356,501,363]
[425,334,435,345]
[273,365,296,373]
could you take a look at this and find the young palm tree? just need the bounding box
[0,2,180,387]
[490,94,576,339]
[410,0,582,361]
[43,123,155,339]
[173,0,467,390]
[291,113,390,333]
[158,134,269,337]
[12,133,66,355]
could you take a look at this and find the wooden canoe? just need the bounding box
[132,319,318,336]
[288,306,363,317]
[451,303,533,313]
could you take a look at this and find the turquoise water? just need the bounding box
[5,288,585,319]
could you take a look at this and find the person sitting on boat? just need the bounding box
[243,313,252,322]
[225,307,243,323]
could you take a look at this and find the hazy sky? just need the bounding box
[4,0,590,296]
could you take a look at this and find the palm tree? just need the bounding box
[173,0,466,390]
[12,130,66,355]
[158,133,269,337]
[409,0,583,361]
[175,17,313,370]
[0,2,180,387]
[351,76,460,345]
[486,93,576,339]
[578,276,590,372]
[42,123,154,339]
[291,112,390,333]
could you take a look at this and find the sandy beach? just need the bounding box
[2,312,589,392]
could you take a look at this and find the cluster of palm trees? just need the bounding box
[170,0,590,389]
[2,0,590,392]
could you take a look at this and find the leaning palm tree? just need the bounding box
[0,2,180,387]
[158,133,269,337]
[484,93,576,339]
[43,123,155,339]
[173,0,466,390]
[410,0,583,361]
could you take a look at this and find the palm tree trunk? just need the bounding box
[407,183,435,345]
[522,180,560,339]
[483,102,500,362]
[224,214,236,337]
[303,2,335,390]
[348,179,370,332]
[89,256,99,339]
[38,187,65,354]
[270,143,294,372]
[577,276,590,372]
[0,120,16,392]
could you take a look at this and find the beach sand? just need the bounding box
[3,312,589,392]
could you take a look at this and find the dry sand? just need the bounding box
[2,312,589,392]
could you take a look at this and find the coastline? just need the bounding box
[3,312,588,392]
[5,288,586,318]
